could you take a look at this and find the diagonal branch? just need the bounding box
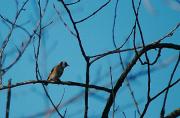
[74,0,111,24]
[160,52,180,118]
[164,108,180,118]
[102,43,180,117]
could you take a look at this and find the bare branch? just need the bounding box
[112,0,141,115]
[160,52,180,118]
[5,79,12,118]
[1,0,29,52]
[59,0,88,60]
[58,1,90,117]
[151,78,180,101]
[73,0,111,24]
[109,67,115,118]
[90,22,180,64]
[164,108,180,118]
[53,4,77,37]
[65,0,80,6]
[0,80,111,93]
[102,43,180,117]
[0,14,30,36]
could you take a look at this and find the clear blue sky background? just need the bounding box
[0,0,179,118]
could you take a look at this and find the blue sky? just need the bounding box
[0,0,179,118]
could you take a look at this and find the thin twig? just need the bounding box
[0,14,30,36]
[53,4,77,37]
[109,67,115,118]
[65,0,80,6]
[122,112,127,118]
[73,0,111,24]
[1,0,29,52]
[160,52,180,118]
[2,19,40,74]
[151,78,180,101]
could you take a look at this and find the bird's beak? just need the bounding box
[66,64,69,67]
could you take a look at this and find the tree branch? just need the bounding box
[164,108,180,118]
[0,80,111,93]
[160,52,180,117]
[74,0,111,24]
[102,43,180,117]
[58,1,90,117]
[5,79,12,118]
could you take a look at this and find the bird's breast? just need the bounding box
[57,68,64,77]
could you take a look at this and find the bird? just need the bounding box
[45,61,69,85]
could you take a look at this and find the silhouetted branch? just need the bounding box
[32,1,64,117]
[140,63,151,118]
[59,0,87,60]
[157,22,180,43]
[0,0,179,117]
[1,0,29,52]
[91,42,180,65]
[0,14,30,36]
[160,52,180,118]
[2,19,40,74]
[164,108,180,118]
[90,21,180,64]
[65,0,80,6]
[43,84,64,118]
[5,79,12,118]
[0,80,111,93]
[0,0,30,76]
[53,4,76,37]
[122,112,127,118]
[132,2,145,65]
[151,78,180,101]
[58,1,90,117]
[102,43,180,117]
[109,67,115,118]
[112,0,141,115]
[74,0,111,24]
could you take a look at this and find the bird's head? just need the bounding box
[59,61,69,68]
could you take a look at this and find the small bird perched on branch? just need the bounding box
[45,61,69,85]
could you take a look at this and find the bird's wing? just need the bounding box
[47,67,56,80]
